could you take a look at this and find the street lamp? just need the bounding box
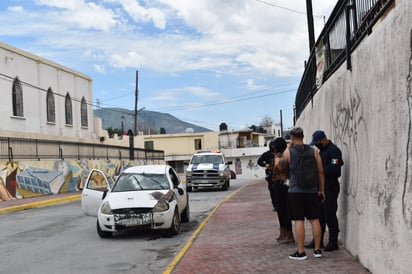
[134,107,145,135]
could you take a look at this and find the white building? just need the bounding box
[0,41,96,140]
[263,122,283,145]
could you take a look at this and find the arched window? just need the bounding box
[81,97,88,127]
[12,77,24,117]
[46,88,56,123]
[65,93,73,125]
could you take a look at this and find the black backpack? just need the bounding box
[292,145,319,188]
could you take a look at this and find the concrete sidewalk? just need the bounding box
[168,179,370,274]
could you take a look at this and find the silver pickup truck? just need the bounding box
[185,151,232,191]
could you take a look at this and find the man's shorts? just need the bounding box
[288,192,321,220]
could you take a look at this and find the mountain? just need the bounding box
[93,108,213,134]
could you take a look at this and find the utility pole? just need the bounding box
[134,70,138,136]
[306,0,316,53]
[280,109,283,138]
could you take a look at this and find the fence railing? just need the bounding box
[0,137,164,161]
[294,0,394,121]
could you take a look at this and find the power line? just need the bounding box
[0,72,95,105]
[0,71,295,128]
[154,88,296,112]
[254,0,324,18]
[100,91,134,102]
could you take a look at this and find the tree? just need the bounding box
[107,127,122,138]
[249,124,266,133]
[261,115,273,127]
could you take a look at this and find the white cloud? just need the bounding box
[94,64,106,73]
[35,0,120,31]
[110,51,145,68]
[8,6,23,12]
[1,0,336,78]
[183,86,219,97]
[150,86,218,102]
[114,0,167,29]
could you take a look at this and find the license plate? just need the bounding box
[116,213,152,227]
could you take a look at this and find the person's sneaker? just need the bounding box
[313,249,323,258]
[289,251,307,260]
[324,242,339,252]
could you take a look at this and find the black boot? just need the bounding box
[324,242,339,252]
[304,239,324,249]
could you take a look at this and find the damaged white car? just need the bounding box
[81,165,190,238]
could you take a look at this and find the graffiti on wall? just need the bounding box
[0,159,135,202]
[332,87,368,215]
[403,44,412,228]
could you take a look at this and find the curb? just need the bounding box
[0,194,82,215]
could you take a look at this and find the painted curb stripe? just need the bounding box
[0,194,81,215]
[163,181,253,274]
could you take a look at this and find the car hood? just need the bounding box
[189,163,223,170]
[107,189,170,209]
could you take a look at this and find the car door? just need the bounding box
[81,169,111,217]
[168,168,187,212]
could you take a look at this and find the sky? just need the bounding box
[0,0,337,131]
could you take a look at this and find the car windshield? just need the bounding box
[191,155,223,164]
[111,173,170,192]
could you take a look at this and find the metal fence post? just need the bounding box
[346,3,354,71]
[8,138,13,162]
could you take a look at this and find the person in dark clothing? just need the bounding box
[275,127,325,260]
[306,130,344,252]
[258,141,277,211]
[272,137,294,244]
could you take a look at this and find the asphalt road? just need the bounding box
[0,178,251,274]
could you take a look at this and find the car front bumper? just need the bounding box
[186,177,227,188]
[97,208,175,232]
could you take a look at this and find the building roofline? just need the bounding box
[0,41,92,81]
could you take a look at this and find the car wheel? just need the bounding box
[222,179,229,191]
[97,219,113,238]
[167,208,181,237]
[187,186,192,192]
[180,200,190,223]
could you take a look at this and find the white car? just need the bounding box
[81,165,190,238]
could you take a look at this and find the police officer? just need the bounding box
[306,130,344,251]
[258,141,277,211]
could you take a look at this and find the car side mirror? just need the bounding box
[226,161,233,165]
[102,189,108,200]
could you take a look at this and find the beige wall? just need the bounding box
[144,132,219,159]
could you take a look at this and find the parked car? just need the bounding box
[81,165,190,238]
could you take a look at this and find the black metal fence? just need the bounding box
[294,0,395,121]
[0,137,164,161]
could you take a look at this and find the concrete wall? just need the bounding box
[221,147,267,180]
[296,1,412,273]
